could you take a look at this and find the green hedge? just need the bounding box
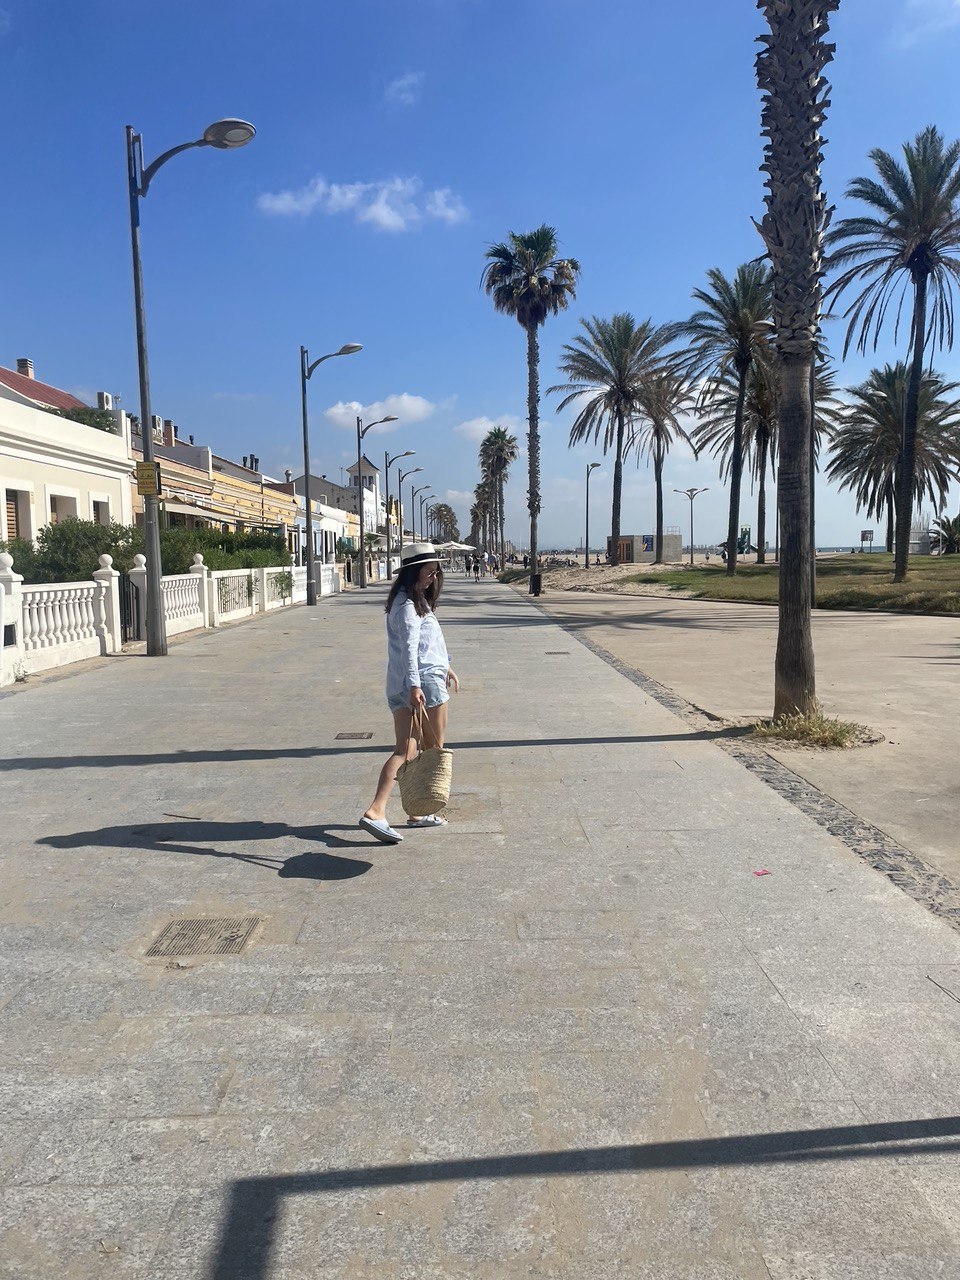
[1,519,290,584]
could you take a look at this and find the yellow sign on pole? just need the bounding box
[136,461,161,497]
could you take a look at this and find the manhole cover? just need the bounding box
[335,732,373,740]
[145,916,262,958]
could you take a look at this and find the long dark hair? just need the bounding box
[385,562,444,617]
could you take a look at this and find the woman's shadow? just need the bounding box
[40,819,377,881]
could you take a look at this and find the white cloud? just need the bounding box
[894,0,960,46]
[257,175,468,233]
[324,393,439,432]
[425,188,468,225]
[385,71,424,106]
[452,413,524,445]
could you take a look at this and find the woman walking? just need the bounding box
[359,543,459,844]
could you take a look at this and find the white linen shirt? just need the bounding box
[385,593,450,703]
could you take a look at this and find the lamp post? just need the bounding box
[674,487,709,566]
[419,493,432,540]
[397,466,422,556]
[585,462,600,569]
[385,449,415,577]
[126,117,256,655]
[356,415,398,587]
[411,484,431,544]
[300,343,363,605]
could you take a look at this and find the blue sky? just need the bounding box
[3,0,960,548]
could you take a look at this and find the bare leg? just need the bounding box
[363,709,417,824]
[424,701,448,748]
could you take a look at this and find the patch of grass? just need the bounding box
[620,553,960,614]
[499,568,529,584]
[752,708,863,748]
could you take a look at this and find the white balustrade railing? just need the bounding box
[161,573,206,637]
[0,552,122,683]
[0,547,346,685]
[23,581,98,652]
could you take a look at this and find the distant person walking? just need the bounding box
[359,543,460,845]
[473,556,481,582]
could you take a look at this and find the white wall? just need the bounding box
[1,398,134,540]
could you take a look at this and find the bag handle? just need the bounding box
[409,703,440,751]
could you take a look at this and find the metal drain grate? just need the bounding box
[145,916,262,958]
[545,650,570,655]
[335,732,373,740]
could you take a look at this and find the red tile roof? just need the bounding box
[0,366,88,411]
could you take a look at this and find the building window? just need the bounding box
[92,500,109,526]
[5,489,24,540]
[49,494,78,525]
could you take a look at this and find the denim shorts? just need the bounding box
[388,667,449,714]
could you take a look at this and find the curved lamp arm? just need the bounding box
[135,118,257,197]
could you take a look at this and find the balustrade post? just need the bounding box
[257,566,269,613]
[0,552,25,685]
[189,554,212,628]
[129,553,148,641]
[92,554,122,654]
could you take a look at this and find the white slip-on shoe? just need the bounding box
[359,816,404,844]
[406,814,448,828]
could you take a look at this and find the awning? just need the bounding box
[160,500,219,520]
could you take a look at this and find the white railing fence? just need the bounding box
[0,550,347,686]
[0,552,122,684]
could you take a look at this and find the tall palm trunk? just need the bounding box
[609,406,626,566]
[756,431,769,564]
[653,438,665,563]
[498,475,506,560]
[725,367,749,575]
[757,0,837,717]
[775,357,815,713]
[885,478,895,552]
[526,323,542,585]
[894,271,929,581]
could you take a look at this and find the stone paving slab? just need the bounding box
[2,582,960,1277]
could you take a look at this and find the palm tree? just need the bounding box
[825,125,960,582]
[931,514,960,554]
[482,225,580,588]
[480,426,519,560]
[428,502,459,542]
[678,263,773,576]
[472,479,495,552]
[627,364,697,563]
[825,364,960,552]
[755,0,839,716]
[694,357,841,565]
[549,314,673,566]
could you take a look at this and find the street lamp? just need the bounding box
[674,487,709,566]
[356,414,399,588]
[411,483,431,545]
[585,462,600,569]
[385,449,415,576]
[397,466,422,555]
[420,494,434,540]
[300,343,363,605]
[126,117,256,655]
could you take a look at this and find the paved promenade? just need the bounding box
[2,580,960,1279]
[534,588,960,884]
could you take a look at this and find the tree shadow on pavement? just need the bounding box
[39,820,375,881]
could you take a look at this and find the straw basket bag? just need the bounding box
[397,707,453,816]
